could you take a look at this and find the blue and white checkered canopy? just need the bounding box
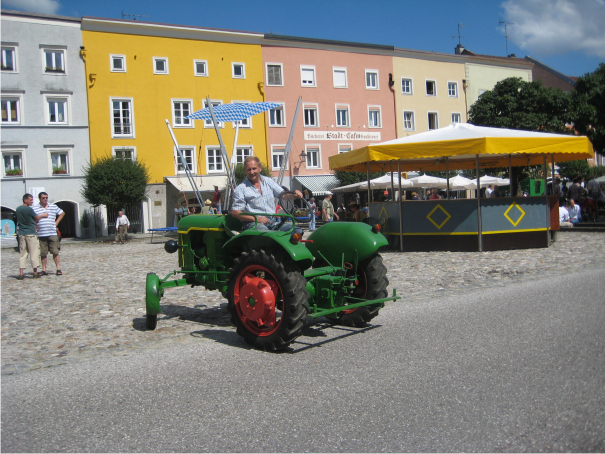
[185,102,282,122]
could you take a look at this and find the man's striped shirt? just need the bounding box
[32,203,63,237]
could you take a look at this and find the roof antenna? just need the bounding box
[452,22,466,54]
[121,10,151,21]
[499,19,515,56]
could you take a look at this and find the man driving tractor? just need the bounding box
[231,156,303,232]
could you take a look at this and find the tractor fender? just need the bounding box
[223,229,314,270]
[146,273,162,315]
[306,222,388,265]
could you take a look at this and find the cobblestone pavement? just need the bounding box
[2,231,604,375]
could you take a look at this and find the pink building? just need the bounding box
[262,37,397,195]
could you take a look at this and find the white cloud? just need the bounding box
[1,0,61,15]
[502,0,605,58]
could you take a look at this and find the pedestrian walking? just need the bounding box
[32,192,64,275]
[322,192,339,223]
[16,193,48,280]
[115,210,130,244]
[214,185,222,214]
[308,197,317,231]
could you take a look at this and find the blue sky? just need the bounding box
[3,0,604,77]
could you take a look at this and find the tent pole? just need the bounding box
[446,157,450,199]
[367,162,371,204]
[390,161,394,200]
[207,98,236,210]
[544,154,549,246]
[509,154,512,196]
[476,155,482,252]
[276,97,302,187]
[398,160,403,252]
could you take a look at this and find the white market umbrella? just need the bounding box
[468,175,510,188]
[447,175,474,190]
[408,174,448,189]
[360,173,413,190]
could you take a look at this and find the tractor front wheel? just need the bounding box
[227,250,309,351]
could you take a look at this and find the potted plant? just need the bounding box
[53,166,68,175]
[80,210,91,238]
[5,168,23,176]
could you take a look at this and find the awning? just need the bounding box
[292,175,340,196]
[165,176,226,193]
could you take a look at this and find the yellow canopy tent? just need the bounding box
[329,123,593,173]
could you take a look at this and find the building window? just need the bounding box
[206,147,224,173]
[172,100,192,127]
[368,106,382,128]
[203,100,223,128]
[1,97,21,124]
[3,151,23,177]
[365,70,379,90]
[232,63,245,79]
[175,147,195,174]
[336,105,350,127]
[338,144,352,154]
[111,98,134,137]
[110,54,126,72]
[303,105,318,127]
[401,78,413,95]
[266,63,283,86]
[448,82,458,97]
[112,147,136,160]
[232,101,251,128]
[426,80,436,96]
[268,103,285,127]
[301,66,316,87]
[153,57,168,74]
[333,67,347,88]
[194,60,208,76]
[235,146,253,164]
[50,150,69,175]
[428,112,438,130]
[305,146,320,168]
[403,111,415,131]
[43,48,65,73]
[451,113,462,124]
[2,46,16,72]
[271,146,287,170]
[46,96,68,124]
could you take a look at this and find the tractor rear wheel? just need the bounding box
[227,250,310,351]
[335,253,388,327]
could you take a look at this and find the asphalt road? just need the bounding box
[2,269,604,452]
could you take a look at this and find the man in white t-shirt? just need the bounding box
[115,211,130,244]
[559,200,573,228]
[32,192,65,275]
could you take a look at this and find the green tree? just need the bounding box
[468,77,573,193]
[232,162,272,185]
[334,169,384,186]
[81,157,150,209]
[570,63,605,157]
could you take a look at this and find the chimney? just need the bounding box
[455,43,465,55]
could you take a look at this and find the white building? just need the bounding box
[1,10,94,238]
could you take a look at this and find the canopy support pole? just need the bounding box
[446,157,450,199]
[544,154,549,245]
[276,97,302,187]
[165,120,203,208]
[476,155,483,252]
[206,98,237,211]
[398,160,403,252]
[508,155,513,196]
[367,162,371,204]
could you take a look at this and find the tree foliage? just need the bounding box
[232,162,272,186]
[468,77,574,194]
[334,170,384,186]
[570,63,605,156]
[81,157,150,209]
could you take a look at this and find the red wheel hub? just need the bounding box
[237,273,277,326]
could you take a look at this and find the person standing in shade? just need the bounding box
[115,210,130,244]
[16,193,48,280]
[32,192,64,275]
[322,192,339,223]
[308,197,317,231]
[213,185,222,214]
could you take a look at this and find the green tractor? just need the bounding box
[146,194,399,351]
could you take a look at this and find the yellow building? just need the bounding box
[81,18,267,228]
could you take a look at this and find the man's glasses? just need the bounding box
[41,197,48,200]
